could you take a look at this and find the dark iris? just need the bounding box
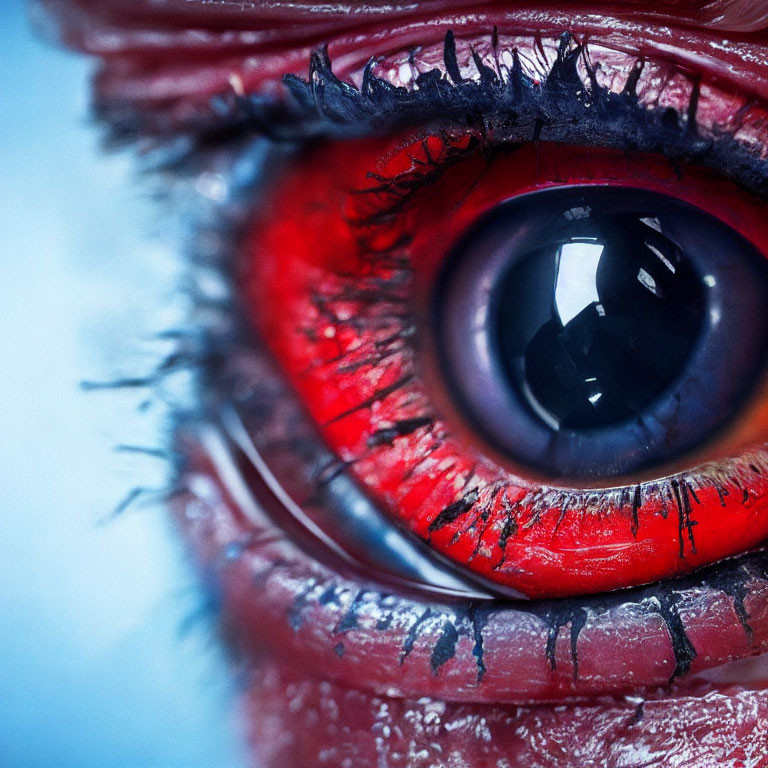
[435,187,768,481]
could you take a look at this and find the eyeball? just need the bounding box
[435,186,768,481]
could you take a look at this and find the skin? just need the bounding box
[38,1,768,766]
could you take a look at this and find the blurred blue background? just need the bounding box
[0,3,245,766]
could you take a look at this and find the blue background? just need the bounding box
[0,3,245,766]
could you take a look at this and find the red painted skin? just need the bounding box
[41,1,768,766]
[244,660,768,768]
[244,134,768,598]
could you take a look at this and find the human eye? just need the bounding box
[42,1,768,766]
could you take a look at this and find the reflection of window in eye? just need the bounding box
[38,2,768,767]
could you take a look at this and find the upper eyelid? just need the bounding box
[94,48,768,189]
[40,6,768,151]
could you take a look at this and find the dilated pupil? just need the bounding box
[495,212,705,430]
[437,185,768,479]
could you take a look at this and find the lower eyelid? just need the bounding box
[176,420,768,702]
[171,211,768,703]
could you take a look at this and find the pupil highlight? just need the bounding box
[494,206,705,430]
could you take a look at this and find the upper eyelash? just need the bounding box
[101,27,768,209]
[130,29,762,210]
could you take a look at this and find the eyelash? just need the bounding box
[181,30,768,202]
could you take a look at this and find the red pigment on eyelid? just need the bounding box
[242,132,768,598]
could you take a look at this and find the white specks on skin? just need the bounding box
[444,714,478,733]
[227,72,245,97]
[397,61,415,86]
[474,717,492,743]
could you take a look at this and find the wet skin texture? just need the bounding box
[40,1,768,766]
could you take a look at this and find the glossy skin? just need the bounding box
[40,1,768,766]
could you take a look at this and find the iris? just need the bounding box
[436,187,768,480]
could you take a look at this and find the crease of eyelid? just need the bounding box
[32,0,768,33]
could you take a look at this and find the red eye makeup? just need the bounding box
[243,129,768,599]
[41,2,768,766]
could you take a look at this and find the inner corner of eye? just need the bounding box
[237,131,768,599]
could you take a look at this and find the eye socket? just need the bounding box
[435,185,768,481]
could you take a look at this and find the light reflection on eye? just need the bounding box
[37,2,768,767]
